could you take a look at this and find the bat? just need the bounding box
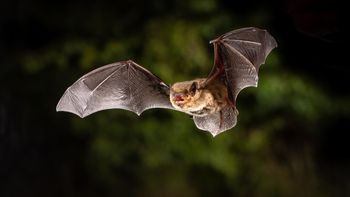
[56,27,277,136]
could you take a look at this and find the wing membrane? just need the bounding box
[211,27,277,101]
[56,60,174,117]
[193,106,238,136]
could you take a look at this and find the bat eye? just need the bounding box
[189,82,198,95]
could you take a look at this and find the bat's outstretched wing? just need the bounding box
[56,60,174,117]
[195,27,277,135]
[210,27,277,102]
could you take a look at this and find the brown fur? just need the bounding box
[170,78,228,116]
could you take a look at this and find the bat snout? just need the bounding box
[174,95,185,102]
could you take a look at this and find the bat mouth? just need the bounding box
[175,95,185,102]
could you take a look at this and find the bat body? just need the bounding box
[170,78,229,116]
[57,27,277,136]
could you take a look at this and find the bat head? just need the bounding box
[170,79,205,110]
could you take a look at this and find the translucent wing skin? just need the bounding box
[194,27,277,135]
[56,60,174,117]
[210,27,277,101]
[194,106,238,137]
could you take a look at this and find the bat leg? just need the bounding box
[225,97,235,107]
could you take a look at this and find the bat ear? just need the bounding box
[189,82,198,96]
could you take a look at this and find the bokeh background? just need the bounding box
[1,0,348,196]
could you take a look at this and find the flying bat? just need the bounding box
[56,27,277,136]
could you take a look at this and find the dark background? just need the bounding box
[1,0,348,196]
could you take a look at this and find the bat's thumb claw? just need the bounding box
[209,38,219,44]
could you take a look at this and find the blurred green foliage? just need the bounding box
[1,0,348,196]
